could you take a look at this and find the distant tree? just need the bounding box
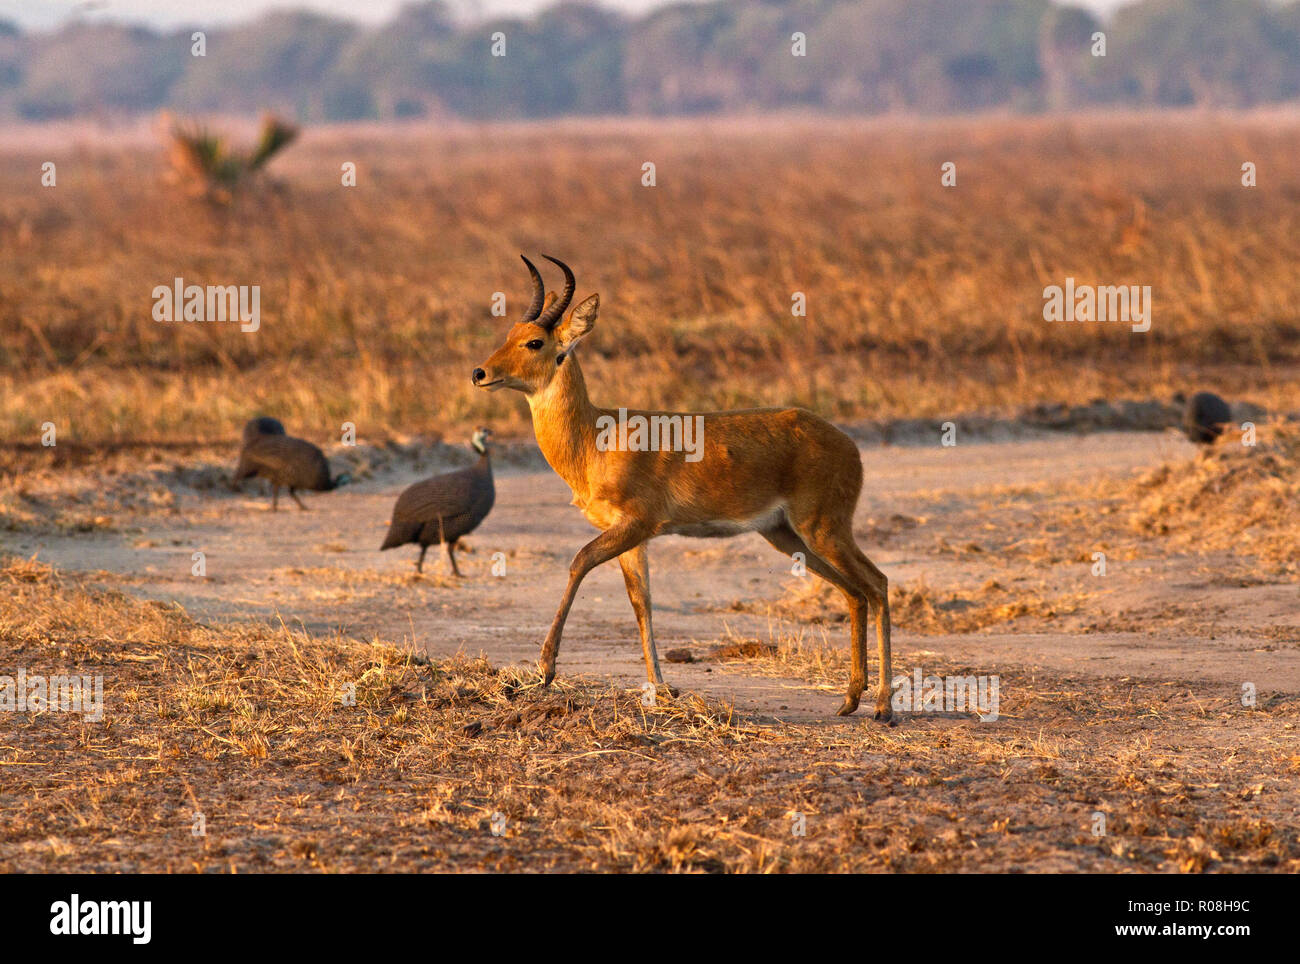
[1112,0,1289,107]
[624,3,746,115]
[17,23,184,119]
[169,11,357,119]
[3,0,1300,121]
[807,0,1049,114]
[324,2,456,120]
[0,19,22,95]
[527,3,627,116]
[1039,5,1103,110]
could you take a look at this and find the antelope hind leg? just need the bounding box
[761,521,869,716]
[799,526,893,721]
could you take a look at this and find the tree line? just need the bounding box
[1,0,1297,121]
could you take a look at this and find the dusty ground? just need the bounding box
[1,428,1298,871]
[6,428,1297,714]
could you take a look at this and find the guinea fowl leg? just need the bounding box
[447,540,462,578]
[291,490,308,511]
[272,486,280,511]
[416,545,427,573]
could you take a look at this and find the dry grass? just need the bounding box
[2,554,1296,873]
[2,115,1299,451]
[722,574,1089,636]
[849,422,1300,582]
[1123,420,1300,571]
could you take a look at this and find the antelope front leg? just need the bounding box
[617,543,666,687]
[540,524,650,685]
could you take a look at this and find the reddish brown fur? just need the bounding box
[476,270,892,718]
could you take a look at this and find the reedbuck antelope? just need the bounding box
[473,256,892,718]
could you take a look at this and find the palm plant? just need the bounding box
[167,113,299,203]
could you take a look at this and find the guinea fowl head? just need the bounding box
[471,426,493,456]
[241,415,286,447]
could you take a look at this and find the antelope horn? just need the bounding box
[520,255,545,321]
[535,255,575,331]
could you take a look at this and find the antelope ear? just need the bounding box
[557,294,598,349]
[540,291,558,314]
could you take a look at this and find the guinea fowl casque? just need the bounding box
[233,430,351,510]
[380,428,495,575]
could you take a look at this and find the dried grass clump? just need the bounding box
[1127,420,1300,571]
[726,575,1081,635]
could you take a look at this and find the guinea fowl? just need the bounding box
[380,427,495,575]
[233,432,351,510]
[1183,391,1232,445]
[241,415,285,447]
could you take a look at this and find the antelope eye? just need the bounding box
[524,339,544,351]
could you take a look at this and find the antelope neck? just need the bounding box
[526,353,598,489]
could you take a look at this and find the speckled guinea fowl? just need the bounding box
[234,433,351,510]
[1183,391,1232,445]
[380,428,495,575]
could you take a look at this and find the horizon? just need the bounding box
[1,0,1140,32]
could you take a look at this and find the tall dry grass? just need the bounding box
[1,115,1298,448]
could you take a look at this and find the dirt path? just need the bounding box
[11,430,1299,721]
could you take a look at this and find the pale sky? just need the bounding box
[2,0,1140,32]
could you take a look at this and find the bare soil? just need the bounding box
[8,430,1297,715]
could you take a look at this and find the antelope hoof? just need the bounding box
[539,661,556,687]
[873,703,895,724]
[835,696,860,717]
